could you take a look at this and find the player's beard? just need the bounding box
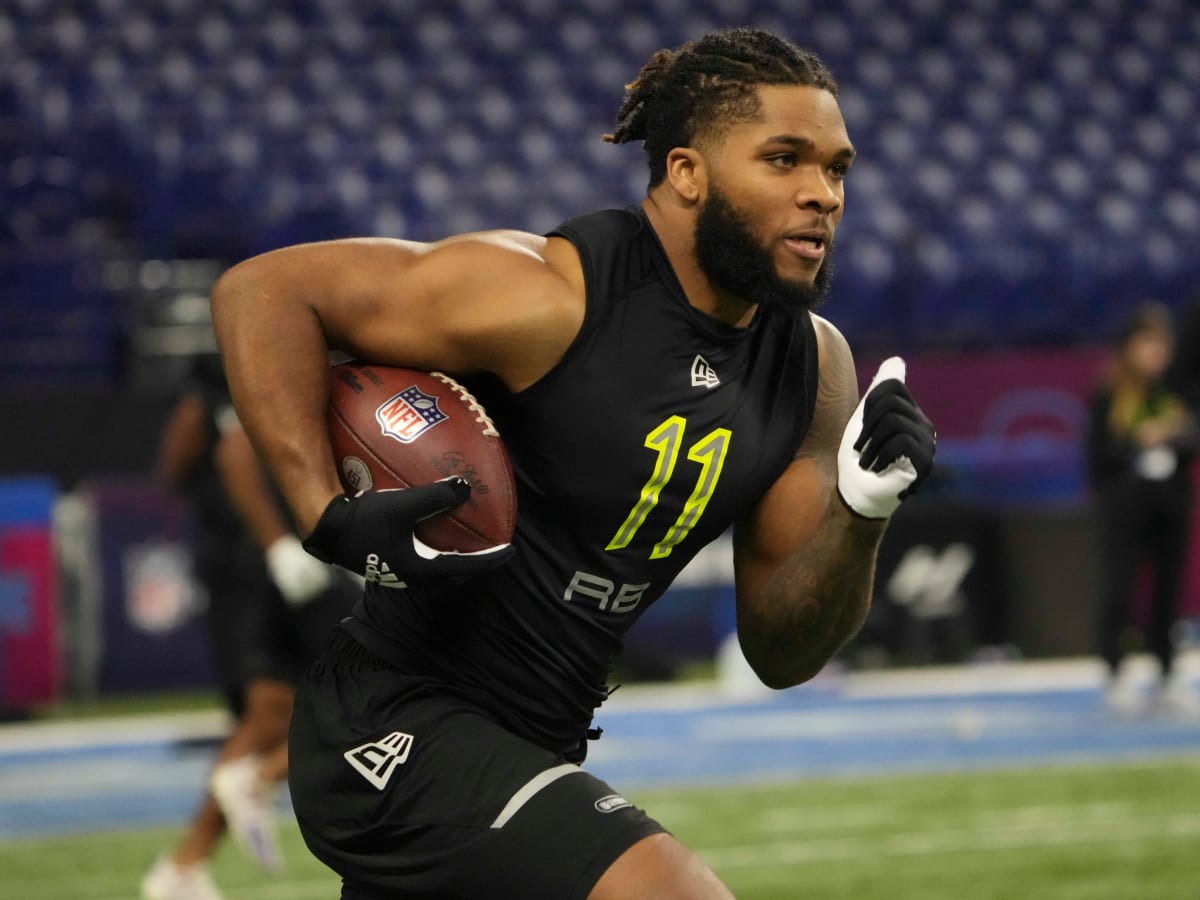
[694,185,833,317]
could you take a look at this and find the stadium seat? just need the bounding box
[3,0,1200,381]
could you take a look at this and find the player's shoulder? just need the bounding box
[549,207,646,240]
[470,207,646,255]
[436,209,648,312]
[545,206,670,303]
[411,229,585,388]
[433,228,554,266]
[796,314,858,455]
[810,313,854,379]
[431,228,584,301]
[547,207,654,267]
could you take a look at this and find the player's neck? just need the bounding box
[640,197,758,329]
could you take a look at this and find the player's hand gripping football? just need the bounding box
[837,357,936,520]
[302,477,513,588]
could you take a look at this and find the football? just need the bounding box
[327,362,517,553]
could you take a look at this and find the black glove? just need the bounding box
[302,477,513,589]
[838,357,936,518]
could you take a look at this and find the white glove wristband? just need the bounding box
[266,534,334,606]
[837,356,919,520]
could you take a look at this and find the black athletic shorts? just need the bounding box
[288,628,667,899]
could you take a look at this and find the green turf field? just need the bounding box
[2,755,1196,899]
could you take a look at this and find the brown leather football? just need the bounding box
[327,362,517,552]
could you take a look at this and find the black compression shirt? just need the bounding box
[344,206,820,756]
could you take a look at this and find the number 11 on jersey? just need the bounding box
[606,415,732,559]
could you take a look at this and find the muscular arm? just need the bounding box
[210,232,584,536]
[732,318,886,688]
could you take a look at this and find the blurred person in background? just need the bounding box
[1086,303,1200,716]
[210,28,935,900]
[1167,288,1200,414]
[142,354,359,900]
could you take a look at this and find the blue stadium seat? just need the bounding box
[3,0,1200,382]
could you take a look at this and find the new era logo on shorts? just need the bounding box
[344,731,414,790]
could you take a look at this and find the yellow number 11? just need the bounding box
[605,416,732,559]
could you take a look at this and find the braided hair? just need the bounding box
[604,28,838,188]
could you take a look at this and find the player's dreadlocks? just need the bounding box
[604,28,838,188]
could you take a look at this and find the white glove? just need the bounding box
[265,534,335,606]
[837,356,936,519]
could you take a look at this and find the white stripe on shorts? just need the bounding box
[490,763,582,829]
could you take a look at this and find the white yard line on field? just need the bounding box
[701,811,1200,869]
[751,800,1137,835]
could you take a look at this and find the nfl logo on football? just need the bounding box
[376,386,448,443]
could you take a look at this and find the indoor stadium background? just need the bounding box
[2,2,1199,898]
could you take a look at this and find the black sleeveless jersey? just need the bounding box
[344,206,819,757]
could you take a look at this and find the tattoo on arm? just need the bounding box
[740,508,885,687]
[734,316,885,688]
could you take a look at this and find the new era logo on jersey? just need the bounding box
[376,386,448,443]
[691,355,720,389]
[344,731,414,790]
[364,553,406,589]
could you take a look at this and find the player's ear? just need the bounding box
[664,147,705,205]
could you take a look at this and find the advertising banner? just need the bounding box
[0,478,62,711]
[83,480,216,693]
